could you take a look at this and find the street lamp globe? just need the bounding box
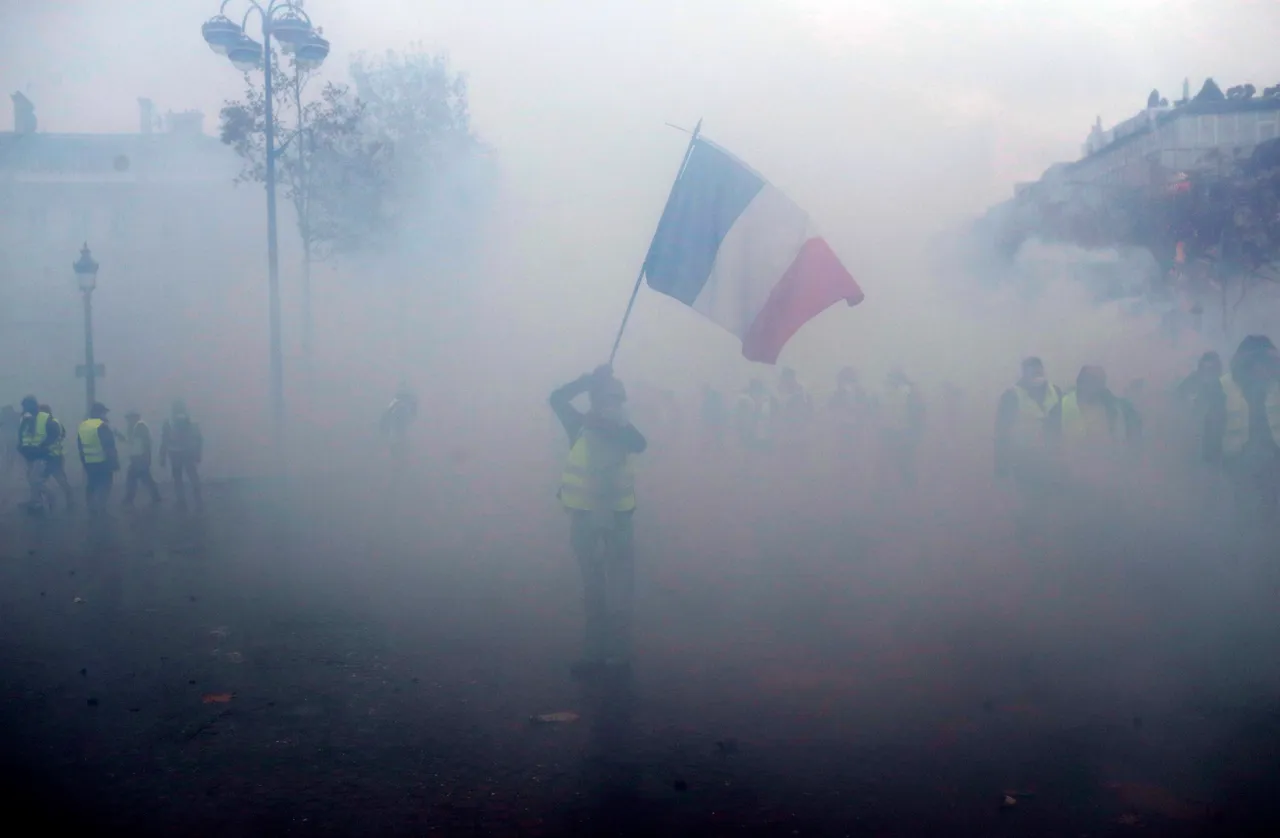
[227,35,264,71]
[269,7,314,53]
[294,32,329,71]
[201,15,243,55]
[73,244,99,293]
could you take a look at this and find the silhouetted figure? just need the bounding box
[161,400,203,510]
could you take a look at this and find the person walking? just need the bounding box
[17,396,56,513]
[77,402,119,513]
[874,367,927,490]
[38,404,75,511]
[380,383,419,467]
[122,410,161,507]
[1204,335,1280,525]
[550,364,647,677]
[160,400,203,510]
[995,357,1064,541]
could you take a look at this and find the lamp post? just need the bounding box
[73,244,101,417]
[201,0,329,458]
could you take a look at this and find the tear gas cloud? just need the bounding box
[3,0,1280,829]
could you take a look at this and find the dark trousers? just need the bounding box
[84,462,114,511]
[125,458,161,504]
[570,511,635,663]
[170,458,202,507]
[45,458,74,507]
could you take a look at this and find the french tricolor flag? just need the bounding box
[643,137,864,364]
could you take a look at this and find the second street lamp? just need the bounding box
[200,0,327,462]
[73,244,103,418]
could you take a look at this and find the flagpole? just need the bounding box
[608,118,703,365]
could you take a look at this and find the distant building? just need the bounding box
[1066,78,1280,190]
[0,94,238,278]
[0,93,257,410]
[970,78,1280,276]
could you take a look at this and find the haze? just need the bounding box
[2,0,1279,834]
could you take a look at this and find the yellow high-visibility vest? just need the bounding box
[1059,391,1116,443]
[78,418,107,464]
[1221,374,1280,457]
[20,411,50,449]
[1010,384,1060,448]
[47,418,64,458]
[559,431,636,513]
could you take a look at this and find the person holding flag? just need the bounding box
[564,123,863,675]
[549,365,648,677]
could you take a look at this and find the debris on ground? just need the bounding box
[1107,781,1204,820]
[201,693,234,704]
[715,739,739,755]
[223,651,244,663]
[1000,795,1017,809]
[1118,813,1141,826]
[73,597,85,604]
[529,712,578,724]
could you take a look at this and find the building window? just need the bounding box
[1236,112,1256,144]
[1219,113,1238,145]
[1198,116,1215,147]
[1258,114,1278,142]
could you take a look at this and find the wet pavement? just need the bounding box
[1,473,1279,836]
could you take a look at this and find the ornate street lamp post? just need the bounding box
[72,244,102,417]
[201,0,329,459]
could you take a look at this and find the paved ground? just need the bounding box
[2,462,1280,836]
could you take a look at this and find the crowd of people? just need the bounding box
[3,398,204,515]
[546,333,1280,677]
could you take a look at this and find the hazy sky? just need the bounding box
[4,0,1275,188]
[3,0,1276,388]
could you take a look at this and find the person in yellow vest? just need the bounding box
[37,403,75,512]
[550,365,647,677]
[994,358,1064,537]
[995,357,1062,479]
[123,410,162,507]
[1046,365,1141,457]
[1204,335,1280,520]
[78,402,120,513]
[875,367,927,488]
[17,395,57,513]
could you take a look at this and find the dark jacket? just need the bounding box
[1202,374,1279,464]
[161,417,203,464]
[549,377,647,453]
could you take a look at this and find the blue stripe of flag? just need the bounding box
[643,139,765,306]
